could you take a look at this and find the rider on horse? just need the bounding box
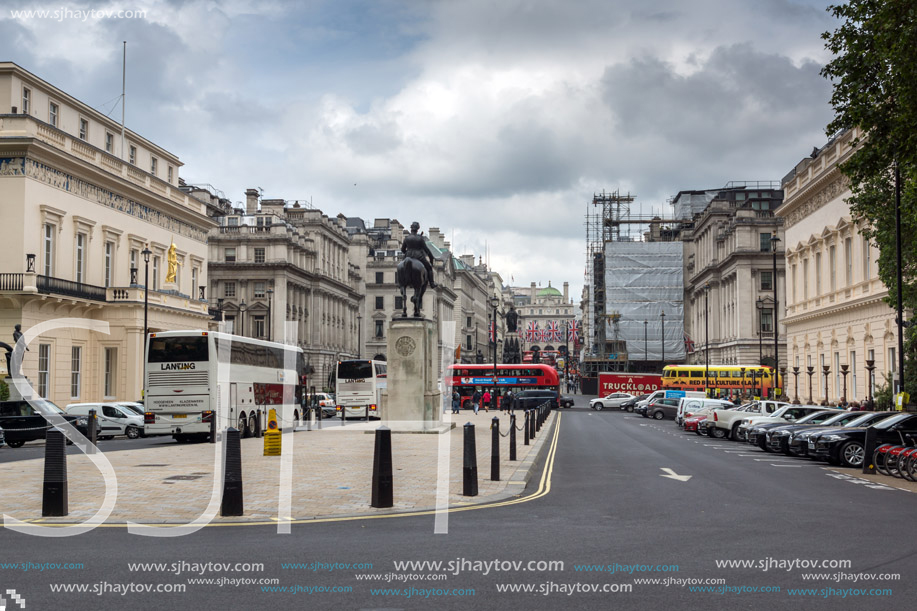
[401,222,436,288]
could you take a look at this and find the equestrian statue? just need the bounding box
[396,222,437,318]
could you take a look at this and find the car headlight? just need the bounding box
[77,417,88,427]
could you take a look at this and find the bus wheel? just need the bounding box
[462,400,471,410]
[249,414,260,437]
[238,412,250,438]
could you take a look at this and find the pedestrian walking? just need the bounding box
[483,390,491,413]
[472,389,481,415]
[503,389,514,412]
[452,390,461,414]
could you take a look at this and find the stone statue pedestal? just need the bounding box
[381,318,450,433]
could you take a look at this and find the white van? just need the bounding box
[675,397,734,426]
[65,403,145,439]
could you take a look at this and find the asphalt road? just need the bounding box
[2,398,915,610]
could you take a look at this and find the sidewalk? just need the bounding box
[0,409,558,524]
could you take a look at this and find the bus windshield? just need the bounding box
[338,360,373,380]
[148,336,209,363]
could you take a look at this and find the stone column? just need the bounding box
[381,318,446,432]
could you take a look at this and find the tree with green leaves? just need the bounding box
[821,0,917,403]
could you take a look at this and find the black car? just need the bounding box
[750,410,841,452]
[0,424,5,448]
[767,410,885,454]
[744,407,836,449]
[809,413,917,468]
[620,394,648,412]
[788,412,897,456]
[0,399,91,448]
[515,390,560,410]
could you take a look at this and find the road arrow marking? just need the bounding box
[660,468,692,482]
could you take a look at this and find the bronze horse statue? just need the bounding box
[396,256,428,318]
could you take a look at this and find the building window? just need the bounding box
[791,264,797,303]
[889,347,896,376]
[395,296,403,311]
[106,132,114,153]
[760,271,773,291]
[802,259,808,300]
[76,233,86,284]
[254,248,265,263]
[845,237,853,286]
[834,352,840,397]
[466,316,472,328]
[253,282,265,298]
[152,256,160,289]
[760,309,773,333]
[863,236,871,280]
[151,156,158,176]
[759,233,771,252]
[829,245,836,292]
[43,223,54,276]
[224,282,236,298]
[104,241,113,287]
[868,349,875,397]
[37,344,50,398]
[129,145,137,165]
[191,267,198,296]
[850,350,857,399]
[227,217,239,227]
[466,335,473,350]
[375,272,384,284]
[130,249,137,276]
[375,296,384,310]
[104,347,117,397]
[167,165,174,183]
[49,101,59,127]
[22,87,30,114]
[224,248,236,262]
[253,316,266,338]
[71,346,82,399]
[79,118,89,140]
[815,253,822,295]
[374,320,384,338]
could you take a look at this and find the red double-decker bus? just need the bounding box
[446,363,560,409]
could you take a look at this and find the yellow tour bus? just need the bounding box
[662,365,782,400]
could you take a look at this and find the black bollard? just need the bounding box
[42,429,68,517]
[529,408,536,439]
[862,426,878,475]
[463,423,478,496]
[209,409,217,444]
[523,410,530,446]
[510,413,517,460]
[221,427,244,516]
[491,416,500,481]
[371,426,394,508]
[536,405,542,432]
[87,408,98,454]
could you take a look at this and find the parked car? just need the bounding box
[809,413,917,468]
[312,393,337,418]
[0,399,91,448]
[766,410,879,454]
[788,412,898,457]
[620,394,648,412]
[708,400,790,440]
[590,392,636,411]
[558,394,575,408]
[515,389,560,410]
[646,397,682,420]
[0,424,5,448]
[741,405,835,448]
[65,402,145,439]
[676,398,734,427]
[747,409,840,452]
[683,405,727,433]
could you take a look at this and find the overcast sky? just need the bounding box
[1,0,840,301]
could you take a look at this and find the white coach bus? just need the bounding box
[333,359,387,419]
[144,330,305,442]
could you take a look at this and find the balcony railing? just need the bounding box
[37,275,107,301]
[0,273,24,291]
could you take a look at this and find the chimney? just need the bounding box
[563,281,569,303]
[245,188,259,215]
[531,282,537,302]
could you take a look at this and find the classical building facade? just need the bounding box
[0,62,214,403]
[510,282,577,353]
[777,127,895,404]
[680,186,786,369]
[208,190,363,387]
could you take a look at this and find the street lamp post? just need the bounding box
[865,359,876,407]
[806,365,815,404]
[266,288,273,342]
[490,296,500,389]
[792,366,800,404]
[357,312,362,359]
[740,367,746,400]
[780,367,787,403]
[704,283,710,397]
[771,233,781,397]
[660,310,666,372]
[756,297,764,365]
[239,299,247,337]
[141,247,151,401]
[564,321,570,386]
[840,364,849,404]
[822,365,831,404]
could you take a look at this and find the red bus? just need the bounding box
[446,363,560,410]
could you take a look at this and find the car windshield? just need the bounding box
[872,413,914,430]
[120,405,144,415]
[794,411,831,424]
[845,413,893,427]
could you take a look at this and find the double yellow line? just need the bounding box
[19,414,563,528]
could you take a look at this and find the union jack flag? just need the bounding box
[525,321,539,342]
[569,320,580,342]
[545,320,560,342]
[534,328,545,342]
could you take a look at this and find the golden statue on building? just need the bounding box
[165,240,180,283]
